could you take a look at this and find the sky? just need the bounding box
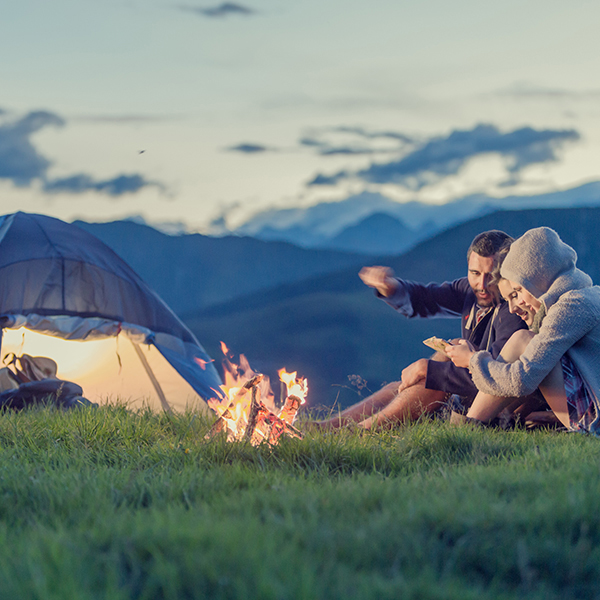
[2,0,600,232]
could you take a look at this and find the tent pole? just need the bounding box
[133,342,173,413]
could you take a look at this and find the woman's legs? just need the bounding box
[466,330,570,427]
[537,362,570,428]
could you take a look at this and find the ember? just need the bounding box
[204,344,307,445]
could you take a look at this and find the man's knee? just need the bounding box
[382,381,401,393]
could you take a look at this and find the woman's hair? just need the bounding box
[489,240,512,289]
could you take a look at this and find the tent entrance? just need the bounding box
[1,327,208,413]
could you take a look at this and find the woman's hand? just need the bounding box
[445,339,476,369]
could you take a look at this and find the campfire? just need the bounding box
[204,343,307,446]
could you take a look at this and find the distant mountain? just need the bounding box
[187,206,600,408]
[323,213,419,255]
[231,181,600,253]
[73,220,369,317]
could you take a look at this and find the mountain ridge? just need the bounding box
[73,219,370,317]
[230,181,600,252]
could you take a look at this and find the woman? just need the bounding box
[446,227,600,433]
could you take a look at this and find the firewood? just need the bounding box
[250,404,272,446]
[204,408,232,440]
[243,374,263,389]
[243,382,261,442]
[278,394,301,425]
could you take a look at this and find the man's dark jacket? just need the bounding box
[382,277,528,398]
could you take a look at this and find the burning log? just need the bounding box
[205,344,308,447]
[249,401,273,446]
[243,382,261,443]
[204,407,232,440]
[278,394,302,425]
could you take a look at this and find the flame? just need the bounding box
[206,344,307,446]
[194,357,214,370]
[279,369,308,403]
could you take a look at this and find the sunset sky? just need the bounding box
[2,0,599,232]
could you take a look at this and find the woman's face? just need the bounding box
[498,279,540,327]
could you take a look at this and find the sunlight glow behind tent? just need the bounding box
[3,328,102,379]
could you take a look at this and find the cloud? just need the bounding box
[332,126,413,144]
[307,172,348,186]
[43,174,162,196]
[177,2,255,18]
[300,126,413,157]
[308,123,580,188]
[0,110,65,185]
[0,110,160,196]
[496,82,600,100]
[226,143,270,153]
[299,138,378,156]
[78,114,181,124]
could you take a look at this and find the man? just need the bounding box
[316,230,528,429]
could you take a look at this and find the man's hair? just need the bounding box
[467,230,514,259]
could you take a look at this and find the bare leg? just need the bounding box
[466,330,570,427]
[359,381,447,429]
[315,381,400,429]
[538,361,570,428]
[315,351,451,429]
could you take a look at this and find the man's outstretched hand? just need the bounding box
[359,266,398,298]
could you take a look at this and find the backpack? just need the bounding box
[0,353,96,411]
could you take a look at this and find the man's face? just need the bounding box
[498,279,535,326]
[467,252,496,307]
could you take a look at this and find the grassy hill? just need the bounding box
[2,405,599,599]
[185,207,600,408]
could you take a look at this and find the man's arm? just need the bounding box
[360,266,472,319]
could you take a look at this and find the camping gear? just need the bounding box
[4,352,59,382]
[0,212,223,412]
[0,379,94,411]
[0,352,94,411]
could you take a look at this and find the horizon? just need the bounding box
[2,1,600,231]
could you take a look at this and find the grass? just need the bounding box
[0,405,600,599]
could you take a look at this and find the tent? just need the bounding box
[0,211,223,412]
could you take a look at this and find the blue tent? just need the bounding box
[0,212,223,411]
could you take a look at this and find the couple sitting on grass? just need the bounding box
[316,226,600,434]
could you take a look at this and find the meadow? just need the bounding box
[1,405,599,600]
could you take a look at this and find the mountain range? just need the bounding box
[74,220,368,317]
[230,180,600,255]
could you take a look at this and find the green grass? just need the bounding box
[0,405,599,599]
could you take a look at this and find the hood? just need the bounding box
[501,227,592,309]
